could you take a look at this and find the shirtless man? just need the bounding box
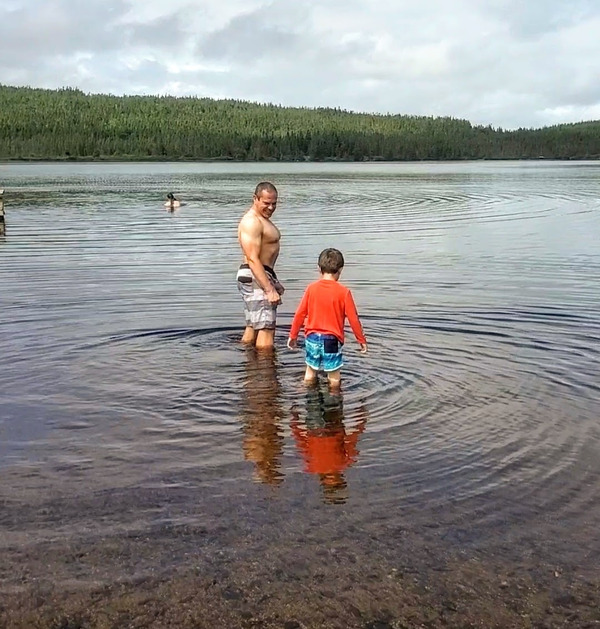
[237,182,284,350]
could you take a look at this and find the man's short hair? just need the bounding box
[254,181,278,197]
[318,248,345,274]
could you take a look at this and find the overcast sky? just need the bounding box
[1,0,599,130]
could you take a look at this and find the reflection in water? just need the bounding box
[291,382,368,504]
[0,192,5,237]
[2,162,600,587]
[240,349,285,486]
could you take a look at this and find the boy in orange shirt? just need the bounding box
[287,248,367,387]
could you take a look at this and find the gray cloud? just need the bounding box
[197,3,307,62]
[0,0,129,59]
[1,0,599,128]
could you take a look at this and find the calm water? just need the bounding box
[1,161,600,583]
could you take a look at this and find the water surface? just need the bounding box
[1,161,599,624]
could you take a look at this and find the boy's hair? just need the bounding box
[318,248,345,274]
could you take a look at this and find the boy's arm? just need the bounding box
[288,288,310,348]
[345,290,367,351]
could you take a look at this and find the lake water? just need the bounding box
[1,161,600,626]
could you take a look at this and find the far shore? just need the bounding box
[1,155,599,164]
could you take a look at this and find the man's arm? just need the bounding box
[239,214,281,305]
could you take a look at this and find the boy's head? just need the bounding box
[318,248,344,275]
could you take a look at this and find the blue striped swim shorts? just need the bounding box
[305,333,343,372]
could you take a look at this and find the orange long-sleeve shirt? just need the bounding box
[291,421,362,474]
[289,279,366,344]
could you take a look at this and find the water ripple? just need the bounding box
[1,161,599,560]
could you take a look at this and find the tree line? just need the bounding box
[1,84,599,161]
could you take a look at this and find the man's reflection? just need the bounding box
[240,348,284,486]
[291,382,368,504]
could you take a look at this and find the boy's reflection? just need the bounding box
[240,348,284,486]
[291,382,368,504]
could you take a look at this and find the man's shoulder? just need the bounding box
[239,210,263,230]
[239,208,258,221]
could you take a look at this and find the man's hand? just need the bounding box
[359,343,368,354]
[265,286,282,305]
[287,338,298,350]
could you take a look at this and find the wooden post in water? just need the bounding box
[0,189,5,236]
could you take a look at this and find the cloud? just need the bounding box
[1,0,599,128]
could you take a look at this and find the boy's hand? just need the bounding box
[287,338,298,350]
[359,343,368,354]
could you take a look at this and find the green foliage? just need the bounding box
[1,84,599,161]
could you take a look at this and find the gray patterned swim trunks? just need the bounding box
[237,264,283,330]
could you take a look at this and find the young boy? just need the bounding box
[287,248,367,387]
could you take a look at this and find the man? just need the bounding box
[237,182,284,350]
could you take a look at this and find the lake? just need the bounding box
[1,161,599,627]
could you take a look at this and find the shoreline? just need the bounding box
[1,156,599,164]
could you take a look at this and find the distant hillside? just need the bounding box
[1,84,599,161]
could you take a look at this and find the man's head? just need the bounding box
[253,181,278,219]
[318,248,345,275]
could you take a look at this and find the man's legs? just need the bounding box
[239,268,280,348]
[241,326,256,344]
[255,328,275,350]
[240,290,278,348]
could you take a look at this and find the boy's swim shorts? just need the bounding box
[305,333,343,372]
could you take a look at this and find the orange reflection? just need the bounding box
[291,383,368,504]
[240,348,284,486]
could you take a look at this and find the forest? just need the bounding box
[1,84,599,161]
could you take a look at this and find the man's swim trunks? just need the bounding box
[305,333,344,372]
[237,263,283,330]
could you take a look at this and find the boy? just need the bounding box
[287,248,367,387]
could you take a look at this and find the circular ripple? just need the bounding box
[354,307,600,535]
[2,161,600,549]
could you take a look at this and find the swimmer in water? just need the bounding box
[164,192,181,211]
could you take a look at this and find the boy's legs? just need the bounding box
[322,335,343,388]
[303,364,318,383]
[326,369,341,388]
[303,334,321,383]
